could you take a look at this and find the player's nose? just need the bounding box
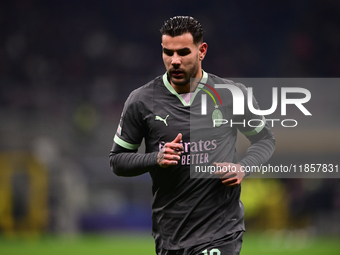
[171,53,181,66]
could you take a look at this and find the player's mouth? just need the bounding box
[170,69,185,78]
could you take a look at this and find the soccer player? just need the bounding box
[110,16,275,255]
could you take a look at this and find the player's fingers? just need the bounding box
[217,172,237,180]
[221,178,239,187]
[165,134,184,152]
[163,144,183,154]
[214,169,227,177]
[167,142,184,151]
[163,153,181,161]
[213,162,232,170]
[164,159,179,165]
[171,133,182,144]
[160,159,180,167]
[213,162,231,177]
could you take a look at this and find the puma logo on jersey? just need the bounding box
[155,115,169,126]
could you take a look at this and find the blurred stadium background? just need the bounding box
[0,0,339,254]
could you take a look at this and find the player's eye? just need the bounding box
[163,50,173,56]
[178,50,190,56]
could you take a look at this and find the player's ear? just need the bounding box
[198,42,208,61]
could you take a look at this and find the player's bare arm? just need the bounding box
[213,162,246,187]
[157,133,184,168]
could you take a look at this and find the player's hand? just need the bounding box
[157,133,184,168]
[213,162,245,187]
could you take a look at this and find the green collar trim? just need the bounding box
[162,70,208,106]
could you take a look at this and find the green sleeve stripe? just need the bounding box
[241,116,266,136]
[114,135,140,150]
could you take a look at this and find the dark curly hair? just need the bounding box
[160,16,204,45]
